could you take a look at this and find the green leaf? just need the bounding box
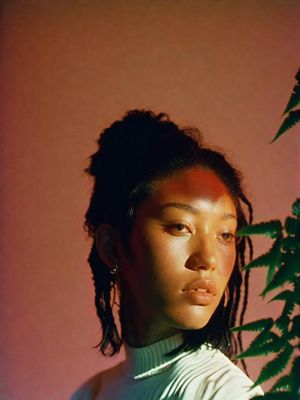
[283,68,300,114]
[243,237,282,285]
[282,236,300,251]
[254,344,293,386]
[261,250,300,296]
[284,82,300,114]
[291,356,300,393]
[292,198,300,218]
[285,216,300,236]
[269,289,294,303]
[270,374,291,392]
[282,298,296,319]
[275,314,290,334]
[252,393,297,400]
[231,318,273,332]
[271,109,300,143]
[236,331,282,360]
[266,237,283,285]
[261,266,288,297]
[289,315,300,340]
[283,250,300,279]
[237,220,282,239]
[250,330,279,349]
[294,277,300,301]
[236,336,283,359]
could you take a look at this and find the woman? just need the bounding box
[71,110,264,399]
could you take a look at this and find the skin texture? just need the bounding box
[117,167,238,347]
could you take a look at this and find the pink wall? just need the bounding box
[1,1,299,399]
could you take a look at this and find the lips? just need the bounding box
[181,278,217,296]
[181,278,217,306]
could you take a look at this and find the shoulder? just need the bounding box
[69,372,103,400]
[69,364,121,400]
[176,345,264,399]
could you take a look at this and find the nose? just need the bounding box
[185,238,217,271]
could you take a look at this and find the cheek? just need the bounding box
[126,230,169,286]
[136,234,186,296]
[219,246,236,280]
[140,237,177,281]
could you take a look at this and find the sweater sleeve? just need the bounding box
[210,376,262,399]
[196,366,264,400]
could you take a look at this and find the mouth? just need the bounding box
[184,287,210,293]
[181,278,217,296]
[181,278,217,305]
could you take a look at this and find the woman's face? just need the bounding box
[119,167,237,346]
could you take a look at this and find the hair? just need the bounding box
[84,109,253,370]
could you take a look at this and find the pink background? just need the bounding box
[1,1,299,399]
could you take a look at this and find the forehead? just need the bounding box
[150,167,236,215]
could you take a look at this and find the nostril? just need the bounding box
[185,259,206,271]
[185,254,216,271]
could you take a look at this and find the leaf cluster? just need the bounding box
[271,68,300,142]
[232,199,300,398]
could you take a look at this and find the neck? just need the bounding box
[120,295,180,347]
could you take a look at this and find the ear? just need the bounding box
[95,224,121,270]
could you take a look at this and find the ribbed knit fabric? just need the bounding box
[70,333,264,400]
[122,332,186,379]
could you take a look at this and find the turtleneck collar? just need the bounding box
[122,332,190,379]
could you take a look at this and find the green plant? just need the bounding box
[271,68,300,143]
[231,68,300,400]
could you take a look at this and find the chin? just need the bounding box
[184,320,211,330]
[171,313,213,331]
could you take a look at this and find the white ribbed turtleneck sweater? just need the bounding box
[70,333,263,399]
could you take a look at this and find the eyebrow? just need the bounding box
[160,202,237,221]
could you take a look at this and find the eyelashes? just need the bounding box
[164,222,236,244]
[164,223,192,235]
[220,232,236,243]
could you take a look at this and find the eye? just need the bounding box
[174,224,188,232]
[220,232,235,243]
[165,223,191,235]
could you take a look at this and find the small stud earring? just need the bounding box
[110,264,119,277]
